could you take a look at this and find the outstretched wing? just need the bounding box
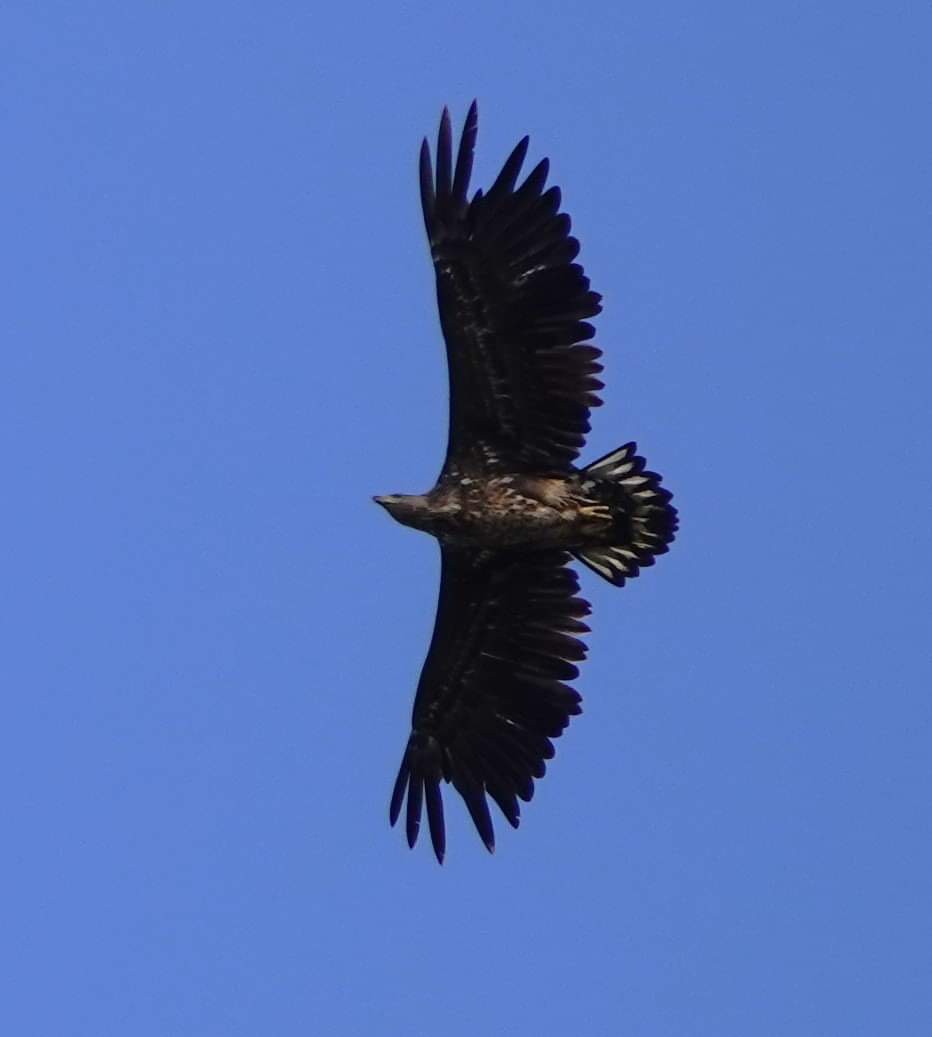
[389,546,590,862]
[421,102,605,473]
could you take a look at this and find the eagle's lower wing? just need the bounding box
[421,103,604,473]
[390,546,590,861]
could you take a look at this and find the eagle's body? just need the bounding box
[375,104,677,861]
[378,473,612,548]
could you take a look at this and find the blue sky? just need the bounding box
[4,2,931,1034]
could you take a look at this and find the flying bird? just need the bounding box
[375,103,677,862]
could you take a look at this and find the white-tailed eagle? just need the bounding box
[375,103,677,861]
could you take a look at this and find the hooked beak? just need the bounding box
[373,495,405,514]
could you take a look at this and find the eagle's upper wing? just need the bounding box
[389,546,590,861]
[421,103,605,473]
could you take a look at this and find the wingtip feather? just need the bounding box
[419,138,435,232]
[425,779,446,864]
[451,102,478,209]
[436,107,453,199]
[406,774,423,849]
[389,757,409,828]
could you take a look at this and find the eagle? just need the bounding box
[375,103,677,862]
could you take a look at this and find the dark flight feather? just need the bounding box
[389,547,588,861]
[420,105,604,471]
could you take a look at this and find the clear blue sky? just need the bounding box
[4,3,930,1034]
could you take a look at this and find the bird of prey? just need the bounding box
[375,102,676,862]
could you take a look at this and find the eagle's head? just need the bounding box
[373,493,433,532]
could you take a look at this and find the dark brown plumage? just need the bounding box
[375,103,677,862]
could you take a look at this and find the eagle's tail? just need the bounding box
[572,442,678,586]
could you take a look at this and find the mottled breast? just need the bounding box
[436,473,610,548]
